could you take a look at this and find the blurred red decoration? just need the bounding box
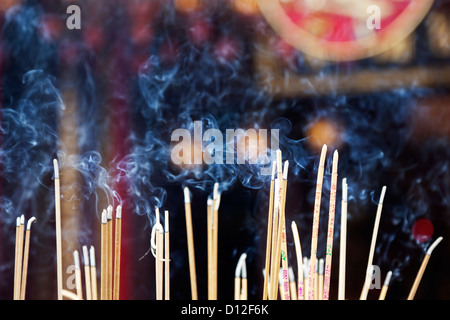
[412,218,434,243]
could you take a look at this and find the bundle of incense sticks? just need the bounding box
[152,207,170,300]
[264,150,290,300]
[61,245,97,300]
[13,215,36,300]
[98,204,123,300]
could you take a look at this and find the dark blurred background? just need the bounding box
[0,0,448,300]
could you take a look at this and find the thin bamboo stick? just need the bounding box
[183,187,198,300]
[378,271,392,300]
[360,186,387,300]
[82,246,92,300]
[263,162,276,300]
[164,210,170,300]
[338,178,348,300]
[291,221,304,300]
[113,205,122,300]
[323,150,339,300]
[407,237,443,300]
[90,246,98,300]
[100,209,108,300]
[107,205,113,300]
[73,250,83,300]
[53,159,63,300]
[308,145,327,300]
[20,217,36,300]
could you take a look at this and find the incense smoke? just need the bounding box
[0,0,448,299]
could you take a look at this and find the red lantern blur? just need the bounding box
[412,218,434,243]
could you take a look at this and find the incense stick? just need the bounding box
[338,178,348,300]
[263,162,276,300]
[268,177,281,300]
[90,246,98,300]
[113,205,122,300]
[308,144,327,300]
[212,183,220,300]
[155,207,164,300]
[73,250,83,300]
[20,217,36,300]
[164,210,170,300]
[279,160,290,300]
[13,217,21,300]
[303,257,309,299]
[323,150,339,300]
[234,253,247,300]
[407,236,443,300]
[183,187,198,300]
[207,197,213,300]
[53,159,63,300]
[378,271,392,300]
[107,205,113,300]
[240,254,247,300]
[100,209,108,300]
[291,221,304,300]
[15,215,25,300]
[360,186,387,300]
[82,246,92,300]
[269,150,284,300]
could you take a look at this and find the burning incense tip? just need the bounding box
[89,246,96,267]
[379,186,387,204]
[165,210,169,232]
[82,246,89,266]
[282,160,289,180]
[319,145,327,166]
[214,194,221,211]
[332,150,339,171]
[16,217,20,227]
[384,271,393,286]
[342,178,348,202]
[107,205,113,220]
[116,205,122,219]
[101,209,107,224]
[20,214,25,225]
[276,150,282,174]
[183,187,191,203]
[426,236,443,255]
[53,159,59,179]
[319,259,324,275]
[213,182,220,200]
[73,250,80,269]
[155,206,161,226]
[241,256,247,279]
[235,253,247,277]
[26,217,36,230]
[271,161,276,180]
